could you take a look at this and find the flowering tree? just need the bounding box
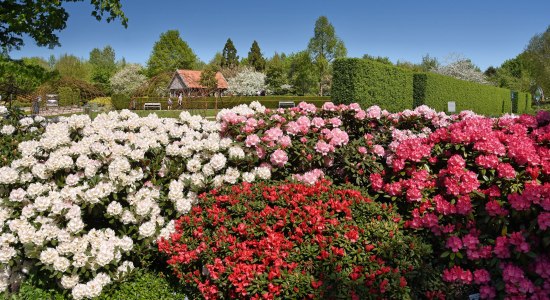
[434,54,489,85]
[227,67,267,96]
[109,64,146,95]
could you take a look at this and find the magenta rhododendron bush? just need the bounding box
[212,103,550,299]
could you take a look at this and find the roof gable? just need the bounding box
[173,70,228,89]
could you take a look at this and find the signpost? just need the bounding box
[447,101,456,113]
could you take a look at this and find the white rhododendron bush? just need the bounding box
[0,105,270,299]
[1,101,549,299]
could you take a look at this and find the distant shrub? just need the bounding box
[89,97,113,111]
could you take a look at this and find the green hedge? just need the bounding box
[413,73,529,115]
[58,87,81,106]
[332,58,414,112]
[111,96,330,111]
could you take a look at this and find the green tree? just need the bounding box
[146,30,198,77]
[0,0,127,51]
[208,52,224,69]
[0,55,57,105]
[265,53,288,95]
[54,54,92,81]
[221,38,239,69]
[288,51,317,95]
[89,46,117,92]
[199,66,218,94]
[247,40,266,71]
[307,16,347,96]
[524,25,550,95]
[21,56,50,70]
[420,54,439,72]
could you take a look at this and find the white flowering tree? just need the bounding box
[434,54,489,85]
[109,64,147,95]
[227,67,267,96]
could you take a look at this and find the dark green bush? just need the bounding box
[0,269,187,300]
[413,72,520,115]
[111,94,131,110]
[332,58,414,112]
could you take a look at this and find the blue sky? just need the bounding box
[9,0,550,71]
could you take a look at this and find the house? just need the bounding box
[168,69,228,98]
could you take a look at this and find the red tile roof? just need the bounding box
[175,70,229,89]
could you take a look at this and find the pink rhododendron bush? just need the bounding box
[0,102,549,299]
[218,103,550,299]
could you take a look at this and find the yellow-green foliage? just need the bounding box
[332,58,414,112]
[90,97,113,111]
[413,73,531,116]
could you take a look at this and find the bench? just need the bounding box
[278,101,295,109]
[143,102,161,110]
[46,100,58,107]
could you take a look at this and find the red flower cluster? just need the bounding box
[159,180,429,299]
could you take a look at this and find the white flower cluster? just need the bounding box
[0,107,271,298]
[0,106,7,115]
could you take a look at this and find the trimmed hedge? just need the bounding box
[332,58,414,112]
[413,72,530,115]
[111,96,330,111]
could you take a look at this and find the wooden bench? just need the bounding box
[143,102,161,110]
[278,101,295,108]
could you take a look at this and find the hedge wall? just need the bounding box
[111,96,330,111]
[332,58,414,112]
[413,73,528,116]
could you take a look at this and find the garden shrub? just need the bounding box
[0,106,47,164]
[0,269,187,300]
[111,94,131,110]
[372,112,550,299]
[89,97,113,111]
[413,72,515,115]
[332,58,414,112]
[159,180,434,299]
[0,107,269,299]
[58,87,81,106]
[218,102,550,298]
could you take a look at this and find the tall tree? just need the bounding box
[221,38,239,69]
[524,25,550,96]
[89,45,117,92]
[146,30,197,77]
[289,51,317,96]
[54,54,92,81]
[265,53,288,95]
[21,57,50,70]
[247,40,266,71]
[307,16,347,96]
[208,52,224,69]
[420,54,440,72]
[0,0,127,51]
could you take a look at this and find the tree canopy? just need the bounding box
[146,30,198,77]
[221,38,239,69]
[247,40,266,72]
[0,0,127,51]
[307,16,347,96]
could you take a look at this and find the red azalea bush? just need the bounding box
[158,180,434,299]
